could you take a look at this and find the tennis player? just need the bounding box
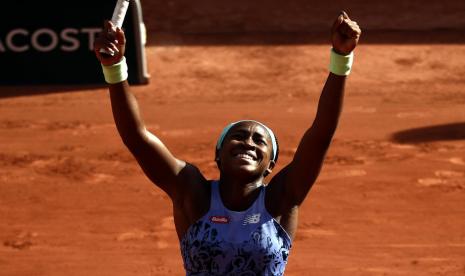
[94,11,361,275]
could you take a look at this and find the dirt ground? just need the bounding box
[1,7,465,276]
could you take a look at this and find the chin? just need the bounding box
[228,165,264,179]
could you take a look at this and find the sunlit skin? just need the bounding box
[94,11,361,242]
[216,121,276,211]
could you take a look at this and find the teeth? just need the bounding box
[236,153,255,160]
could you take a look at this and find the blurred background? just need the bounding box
[141,0,465,42]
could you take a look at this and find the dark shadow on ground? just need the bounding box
[391,122,465,144]
[149,29,465,46]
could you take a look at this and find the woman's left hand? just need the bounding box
[331,11,362,55]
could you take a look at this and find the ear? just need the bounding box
[263,160,276,177]
[214,149,221,167]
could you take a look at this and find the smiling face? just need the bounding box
[216,121,275,179]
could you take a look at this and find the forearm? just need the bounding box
[109,81,146,144]
[309,9,360,139]
[312,73,346,139]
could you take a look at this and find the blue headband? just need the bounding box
[216,120,278,161]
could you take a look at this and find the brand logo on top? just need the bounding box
[210,216,230,224]
[242,213,261,225]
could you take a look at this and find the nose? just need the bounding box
[242,135,256,148]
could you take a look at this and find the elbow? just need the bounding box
[308,124,337,148]
[121,136,139,150]
[119,127,146,150]
[319,137,333,151]
[313,118,340,142]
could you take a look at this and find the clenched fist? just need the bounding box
[331,11,361,55]
[94,21,126,66]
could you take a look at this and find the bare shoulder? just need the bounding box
[265,165,299,239]
[173,162,211,221]
[265,165,291,217]
[175,162,209,200]
[170,162,212,239]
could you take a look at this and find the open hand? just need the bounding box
[93,21,126,66]
[331,11,361,55]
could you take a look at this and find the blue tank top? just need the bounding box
[180,181,292,275]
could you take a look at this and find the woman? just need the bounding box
[94,11,361,275]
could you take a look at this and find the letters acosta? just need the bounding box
[0,28,102,53]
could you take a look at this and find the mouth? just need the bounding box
[234,151,258,162]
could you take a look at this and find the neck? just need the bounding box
[218,175,263,212]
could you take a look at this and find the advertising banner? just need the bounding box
[0,0,149,85]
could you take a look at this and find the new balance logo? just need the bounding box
[242,213,261,225]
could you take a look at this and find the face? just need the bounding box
[216,121,275,178]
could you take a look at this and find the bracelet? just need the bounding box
[329,48,354,76]
[101,57,128,84]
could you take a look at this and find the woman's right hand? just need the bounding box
[94,20,126,66]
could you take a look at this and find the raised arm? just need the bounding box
[275,12,361,206]
[94,21,187,199]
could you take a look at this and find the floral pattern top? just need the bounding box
[180,181,292,275]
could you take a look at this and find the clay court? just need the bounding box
[1,1,465,275]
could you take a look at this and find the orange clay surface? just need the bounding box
[1,32,465,275]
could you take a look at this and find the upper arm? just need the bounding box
[270,124,333,207]
[288,125,332,204]
[123,128,187,198]
[107,82,203,200]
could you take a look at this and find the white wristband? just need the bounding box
[329,48,354,76]
[101,57,128,84]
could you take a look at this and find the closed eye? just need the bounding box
[230,133,245,140]
[228,130,268,146]
[252,133,267,145]
[255,138,266,145]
